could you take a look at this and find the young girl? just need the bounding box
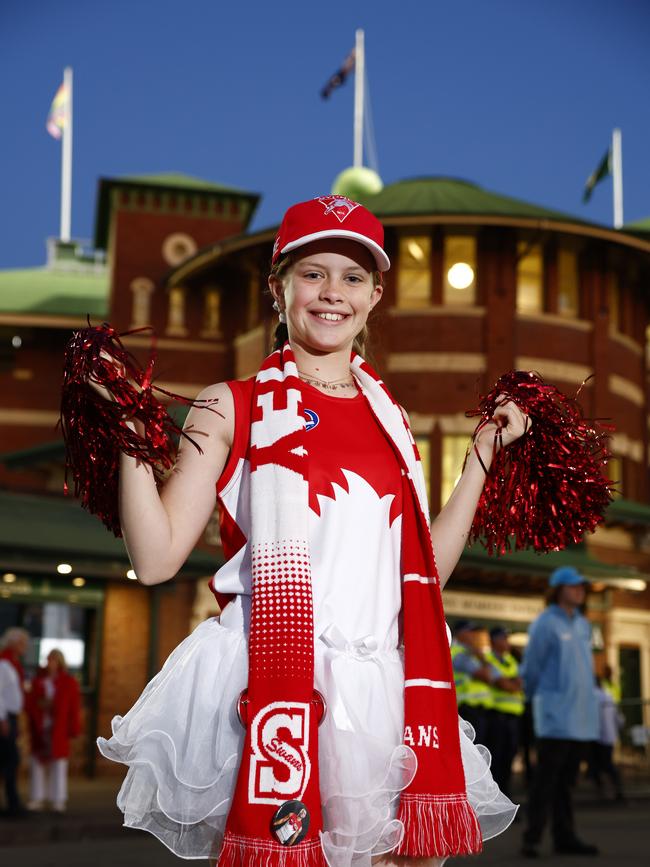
[96,196,527,866]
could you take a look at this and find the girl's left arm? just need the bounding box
[430,396,530,589]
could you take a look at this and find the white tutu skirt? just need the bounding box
[98,616,517,865]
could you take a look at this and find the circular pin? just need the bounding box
[271,800,310,846]
[311,689,327,726]
[236,689,249,727]
[236,689,326,728]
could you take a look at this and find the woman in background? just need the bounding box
[26,648,81,812]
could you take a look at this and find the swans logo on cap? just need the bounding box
[317,195,359,223]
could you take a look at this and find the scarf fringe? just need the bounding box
[218,832,327,867]
[395,793,483,858]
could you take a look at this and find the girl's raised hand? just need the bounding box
[85,350,131,403]
[475,393,532,451]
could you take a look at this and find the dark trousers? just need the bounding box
[0,713,21,811]
[459,704,488,745]
[592,743,623,796]
[524,737,584,847]
[486,710,520,798]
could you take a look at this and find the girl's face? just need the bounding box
[270,239,383,355]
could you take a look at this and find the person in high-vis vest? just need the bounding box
[484,627,524,798]
[451,621,496,744]
[602,664,621,703]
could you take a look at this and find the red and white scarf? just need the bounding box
[218,344,482,866]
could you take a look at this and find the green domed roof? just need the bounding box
[355,176,586,224]
[623,217,650,234]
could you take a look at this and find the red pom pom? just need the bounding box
[59,320,221,536]
[465,370,614,555]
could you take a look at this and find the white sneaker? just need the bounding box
[52,802,66,813]
[27,800,44,811]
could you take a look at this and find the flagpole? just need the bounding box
[60,66,73,242]
[612,127,623,229]
[353,29,364,168]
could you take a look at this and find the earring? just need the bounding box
[273,300,287,324]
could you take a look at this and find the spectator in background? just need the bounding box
[601,664,621,703]
[520,566,599,858]
[592,675,625,802]
[0,627,29,817]
[26,649,81,813]
[450,621,493,743]
[484,626,524,799]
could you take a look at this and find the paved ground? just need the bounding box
[0,775,648,865]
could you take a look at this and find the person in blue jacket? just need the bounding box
[521,566,599,858]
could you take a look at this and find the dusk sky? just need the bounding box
[1,0,649,269]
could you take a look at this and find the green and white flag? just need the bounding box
[583,148,611,203]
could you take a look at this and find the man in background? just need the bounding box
[451,621,493,743]
[451,621,521,746]
[521,567,599,858]
[0,627,29,817]
[485,626,524,799]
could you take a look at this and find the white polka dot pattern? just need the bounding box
[249,540,314,679]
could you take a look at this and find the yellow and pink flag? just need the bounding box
[46,82,69,139]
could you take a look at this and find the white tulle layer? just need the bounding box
[97,617,517,864]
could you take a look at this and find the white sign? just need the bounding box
[443,591,543,623]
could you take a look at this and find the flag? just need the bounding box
[583,148,611,203]
[320,48,355,99]
[47,82,68,139]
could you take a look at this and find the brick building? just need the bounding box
[1,173,649,774]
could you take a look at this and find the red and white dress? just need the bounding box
[98,380,516,865]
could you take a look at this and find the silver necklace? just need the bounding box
[298,371,357,392]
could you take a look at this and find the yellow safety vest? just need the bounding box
[484,650,524,717]
[602,678,621,703]
[450,643,492,709]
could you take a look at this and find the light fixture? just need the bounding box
[407,240,425,262]
[11,335,22,349]
[447,262,474,290]
[72,577,86,588]
[57,563,72,574]
[2,573,17,584]
[615,578,647,593]
[126,569,138,580]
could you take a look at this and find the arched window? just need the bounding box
[397,235,431,308]
[516,241,544,314]
[443,235,477,306]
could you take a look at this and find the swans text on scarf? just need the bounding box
[248,702,312,805]
[404,724,440,749]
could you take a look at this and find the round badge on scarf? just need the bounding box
[304,408,319,431]
[271,800,310,846]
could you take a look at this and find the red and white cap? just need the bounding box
[272,195,390,271]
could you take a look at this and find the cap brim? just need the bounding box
[550,576,590,587]
[281,229,390,272]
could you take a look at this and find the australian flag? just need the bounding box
[320,48,355,99]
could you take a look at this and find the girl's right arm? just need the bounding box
[116,381,235,585]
